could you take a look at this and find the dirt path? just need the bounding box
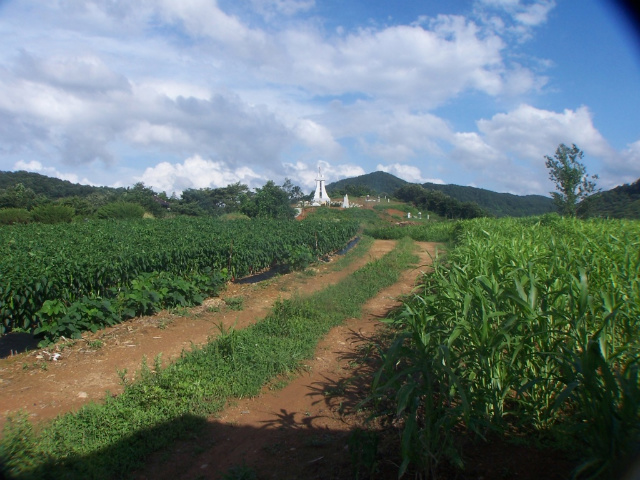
[0,240,430,431]
[135,241,439,480]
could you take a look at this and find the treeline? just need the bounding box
[577,178,640,219]
[420,182,555,217]
[394,184,488,219]
[326,171,556,217]
[0,171,307,224]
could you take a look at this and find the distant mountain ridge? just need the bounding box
[0,170,121,198]
[578,178,640,219]
[327,171,555,217]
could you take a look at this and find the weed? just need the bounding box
[300,268,317,277]
[224,296,245,311]
[158,318,173,330]
[170,306,192,317]
[87,339,103,349]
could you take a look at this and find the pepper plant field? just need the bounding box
[0,217,358,342]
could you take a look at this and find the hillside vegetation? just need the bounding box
[326,171,556,217]
[578,178,640,219]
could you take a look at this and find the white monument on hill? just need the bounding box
[342,194,350,208]
[312,167,331,206]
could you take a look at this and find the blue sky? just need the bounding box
[0,0,638,196]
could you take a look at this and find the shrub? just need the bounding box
[30,205,75,224]
[96,202,145,220]
[0,208,31,225]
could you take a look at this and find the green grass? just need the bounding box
[0,237,418,480]
[364,220,456,242]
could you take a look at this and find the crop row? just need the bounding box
[0,217,359,334]
[373,215,640,479]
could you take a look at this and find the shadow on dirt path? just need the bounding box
[134,242,440,480]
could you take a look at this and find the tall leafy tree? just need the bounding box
[0,183,46,209]
[180,183,249,216]
[545,143,599,217]
[241,180,295,220]
[281,178,305,202]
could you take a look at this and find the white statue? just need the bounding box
[312,167,331,206]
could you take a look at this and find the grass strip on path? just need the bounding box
[1,237,417,480]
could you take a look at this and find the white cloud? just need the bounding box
[477,104,614,160]
[514,1,555,27]
[446,104,631,194]
[293,119,341,156]
[13,160,94,185]
[319,103,452,161]
[451,131,504,168]
[600,140,640,188]
[376,163,445,184]
[475,0,556,40]
[16,51,130,93]
[138,155,264,195]
[125,122,192,146]
[0,48,295,169]
[276,16,517,105]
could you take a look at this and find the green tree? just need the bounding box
[180,183,249,216]
[545,143,599,217]
[281,178,305,202]
[121,182,166,217]
[241,181,295,220]
[0,183,46,210]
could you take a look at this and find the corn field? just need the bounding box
[373,214,640,479]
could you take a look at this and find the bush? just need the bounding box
[0,208,31,225]
[96,202,145,220]
[30,205,75,224]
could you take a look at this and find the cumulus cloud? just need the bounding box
[318,103,452,162]
[445,104,624,194]
[13,160,95,185]
[276,15,517,106]
[0,47,295,169]
[16,50,131,94]
[600,140,640,188]
[376,163,445,184]
[450,131,504,168]
[293,119,342,156]
[475,0,556,40]
[138,155,264,195]
[477,104,614,160]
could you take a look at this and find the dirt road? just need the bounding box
[0,241,435,431]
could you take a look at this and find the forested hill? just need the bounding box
[326,171,555,217]
[0,170,121,199]
[327,171,408,197]
[421,182,555,217]
[577,178,640,219]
